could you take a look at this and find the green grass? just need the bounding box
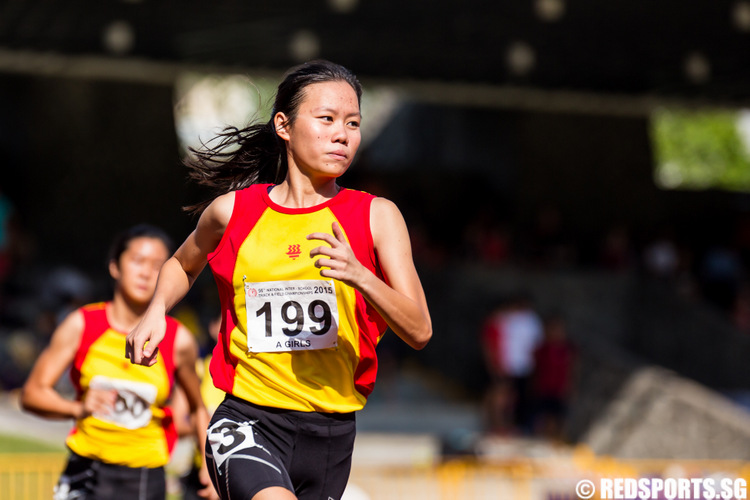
[0,433,183,499]
[0,434,64,453]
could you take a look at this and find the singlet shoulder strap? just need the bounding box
[73,303,108,370]
[70,303,108,395]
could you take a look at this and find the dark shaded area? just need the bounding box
[1,1,750,103]
[0,73,196,275]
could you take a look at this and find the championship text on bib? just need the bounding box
[245,279,339,353]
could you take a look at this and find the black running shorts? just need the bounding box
[55,451,165,500]
[205,394,356,500]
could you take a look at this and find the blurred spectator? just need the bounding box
[0,265,93,390]
[699,244,744,311]
[531,314,577,442]
[0,189,14,283]
[41,266,95,325]
[732,212,750,268]
[599,225,635,271]
[0,188,32,303]
[523,205,577,268]
[408,219,448,268]
[480,294,543,435]
[643,228,681,279]
[480,300,514,435]
[733,282,750,334]
[463,205,512,265]
[0,328,39,389]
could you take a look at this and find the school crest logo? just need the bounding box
[286,244,302,260]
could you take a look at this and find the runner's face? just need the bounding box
[281,81,361,180]
[113,237,169,305]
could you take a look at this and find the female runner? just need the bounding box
[22,224,217,500]
[126,60,432,500]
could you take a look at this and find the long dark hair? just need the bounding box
[184,60,362,214]
[107,224,174,267]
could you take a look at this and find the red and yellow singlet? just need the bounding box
[208,184,388,413]
[66,303,179,468]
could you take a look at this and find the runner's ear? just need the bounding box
[274,112,291,142]
[108,259,121,281]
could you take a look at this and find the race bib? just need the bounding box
[245,279,339,353]
[89,375,157,429]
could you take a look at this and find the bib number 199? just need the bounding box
[255,299,332,337]
[245,280,339,352]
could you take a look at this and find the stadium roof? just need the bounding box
[1,0,750,109]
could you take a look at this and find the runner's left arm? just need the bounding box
[307,197,432,350]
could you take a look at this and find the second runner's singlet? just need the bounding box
[66,302,179,468]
